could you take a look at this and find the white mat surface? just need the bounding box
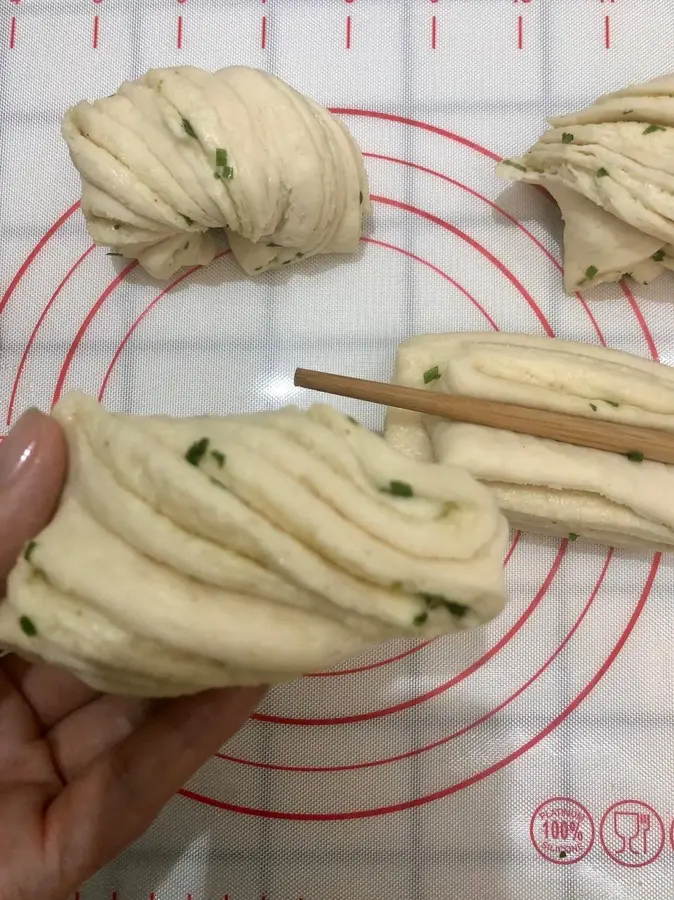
[2,1,674,897]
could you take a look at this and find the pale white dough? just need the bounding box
[496,71,674,293]
[386,332,674,552]
[62,66,370,280]
[0,394,508,696]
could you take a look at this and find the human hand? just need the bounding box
[0,410,266,900]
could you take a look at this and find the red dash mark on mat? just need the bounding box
[9,16,16,49]
[261,14,267,48]
[604,15,610,48]
[346,14,352,48]
[517,14,523,49]
[177,14,183,48]
[431,14,437,48]
[92,14,100,48]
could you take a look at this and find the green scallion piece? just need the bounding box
[423,365,441,384]
[652,249,666,262]
[561,133,574,144]
[185,437,209,466]
[24,541,37,562]
[19,616,38,637]
[382,480,414,498]
[182,118,197,138]
[418,592,469,618]
[502,159,526,172]
[626,450,644,463]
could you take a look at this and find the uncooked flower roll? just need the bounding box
[496,71,674,293]
[386,332,674,552]
[0,394,508,696]
[62,65,370,279]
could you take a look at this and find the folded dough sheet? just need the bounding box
[386,332,674,551]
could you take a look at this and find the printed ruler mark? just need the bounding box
[604,14,611,48]
[261,14,267,49]
[92,13,100,48]
[8,15,16,49]
[346,14,352,49]
[177,13,183,48]
[517,13,523,49]
[431,14,437,49]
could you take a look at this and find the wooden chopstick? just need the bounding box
[294,368,674,465]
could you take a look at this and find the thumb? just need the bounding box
[0,409,68,591]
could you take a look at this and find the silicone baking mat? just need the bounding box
[3,1,674,898]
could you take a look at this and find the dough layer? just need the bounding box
[386,332,674,552]
[496,71,674,293]
[0,394,508,696]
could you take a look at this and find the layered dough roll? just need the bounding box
[496,71,674,293]
[62,66,370,280]
[0,394,508,696]
[386,332,674,552]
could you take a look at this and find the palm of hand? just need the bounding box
[0,654,263,900]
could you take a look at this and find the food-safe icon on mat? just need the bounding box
[599,801,665,867]
[530,798,595,864]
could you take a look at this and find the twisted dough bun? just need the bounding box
[0,394,508,697]
[62,66,370,280]
[496,71,674,293]
[387,332,674,551]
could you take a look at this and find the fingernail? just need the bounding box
[0,409,43,488]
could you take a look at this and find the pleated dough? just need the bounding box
[386,332,674,552]
[0,394,508,696]
[62,66,370,280]
[496,71,674,293]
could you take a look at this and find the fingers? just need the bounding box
[46,685,265,891]
[48,694,151,783]
[0,410,68,593]
[1,656,101,729]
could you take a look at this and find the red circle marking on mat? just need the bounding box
[220,550,612,770]
[95,237,521,682]
[97,260,216,400]
[363,152,605,346]
[179,553,661,820]
[0,111,662,818]
[373,194,553,336]
[45,198,608,727]
[1,113,659,372]
[51,260,137,406]
[6,245,95,425]
[0,202,80,318]
[53,193,548,402]
[8,150,621,409]
[94,233,561,723]
[252,542,567,726]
